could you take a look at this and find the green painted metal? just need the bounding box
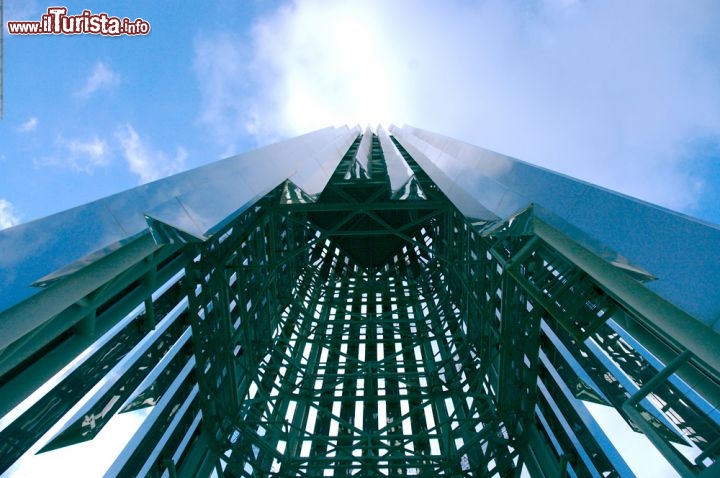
[180,136,582,475]
[1,130,720,477]
[176,134,720,476]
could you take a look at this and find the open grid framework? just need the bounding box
[0,130,719,477]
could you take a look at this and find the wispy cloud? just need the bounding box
[62,137,108,167]
[18,117,39,133]
[115,124,187,184]
[193,0,720,214]
[194,33,260,151]
[76,62,121,98]
[0,199,21,230]
[35,136,110,173]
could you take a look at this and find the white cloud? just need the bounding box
[76,62,121,98]
[0,199,21,229]
[18,117,39,133]
[35,136,110,173]
[63,137,108,165]
[193,0,720,214]
[115,124,187,184]
[193,33,259,151]
[62,136,110,172]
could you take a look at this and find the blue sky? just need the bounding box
[1,0,720,229]
[1,1,268,224]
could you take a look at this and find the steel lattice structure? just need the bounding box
[1,126,719,477]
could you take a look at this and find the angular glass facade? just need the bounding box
[1,126,719,477]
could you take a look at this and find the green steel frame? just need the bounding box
[1,131,719,477]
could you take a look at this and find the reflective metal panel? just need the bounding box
[2,125,719,477]
[377,125,414,194]
[392,125,720,328]
[0,126,359,315]
[354,125,373,172]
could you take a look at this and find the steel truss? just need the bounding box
[1,132,719,477]
[180,134,720,476]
